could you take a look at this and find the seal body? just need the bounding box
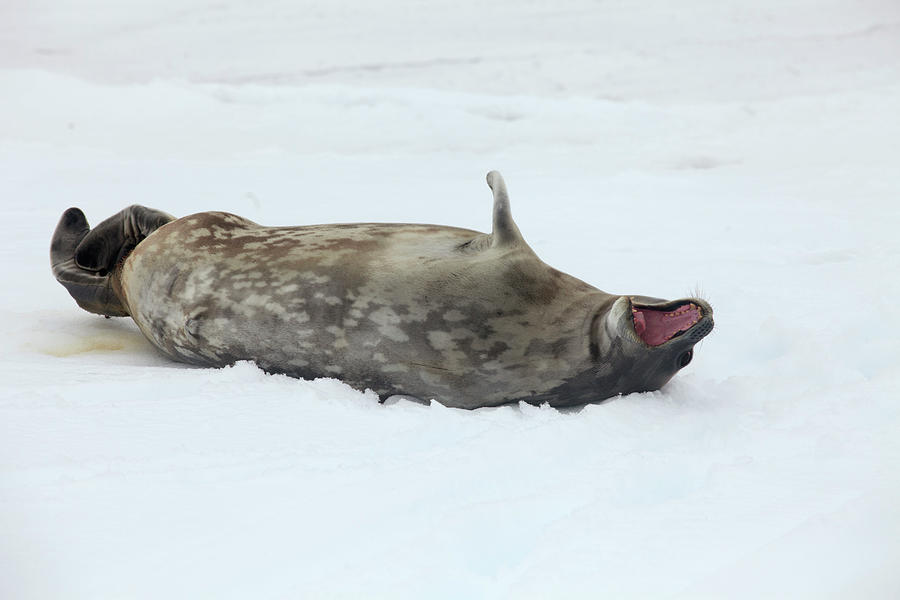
[51,172,713,408]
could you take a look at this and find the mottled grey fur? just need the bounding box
[50,171,713,408]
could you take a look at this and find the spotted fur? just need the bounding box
[51,171,714,408]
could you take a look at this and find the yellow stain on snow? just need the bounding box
[37,337,127,357]
[27,328,149,358]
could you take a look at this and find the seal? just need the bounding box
[50,171,713,408]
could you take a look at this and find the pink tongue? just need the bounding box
[632,304,701,346]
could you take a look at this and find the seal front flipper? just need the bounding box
[50,205,174,317]
[459,171,529,253]
[486,170,525,248]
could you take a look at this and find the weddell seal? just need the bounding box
[50,171,713,409]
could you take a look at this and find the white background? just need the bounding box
[2,1,899,597]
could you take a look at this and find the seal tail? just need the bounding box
[50,205,175,317]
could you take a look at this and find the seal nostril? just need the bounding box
[678,350,693,368]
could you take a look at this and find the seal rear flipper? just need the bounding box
[73,205,175,273]
[50,205,175,317]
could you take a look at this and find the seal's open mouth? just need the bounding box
[632,302,702,346]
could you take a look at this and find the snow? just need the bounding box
[2,0,899,597]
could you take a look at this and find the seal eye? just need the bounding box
[678,350,693,368]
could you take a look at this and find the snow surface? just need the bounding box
[2,1,900,597]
